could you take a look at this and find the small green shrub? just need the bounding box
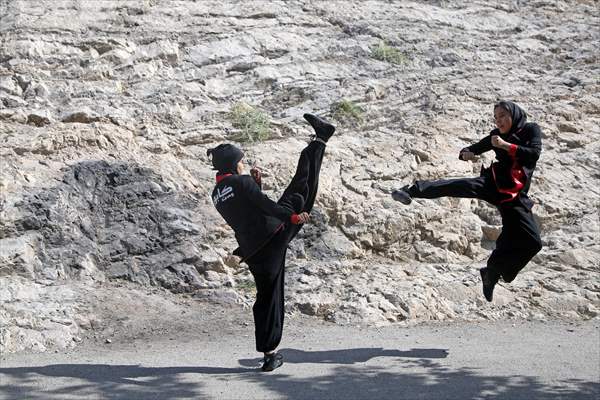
[331,99,364,123]
[228,102,271,142]
[370,41,408,65]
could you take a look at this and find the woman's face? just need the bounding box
[494,107,512,134]
[236,161,244,174]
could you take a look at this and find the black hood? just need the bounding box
[207,144,244,174]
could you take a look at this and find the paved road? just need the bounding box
[1,319,599,400]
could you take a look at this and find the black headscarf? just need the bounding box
[207,144,244,174]
[494,100,527,134]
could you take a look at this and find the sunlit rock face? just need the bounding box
[1,0,598,352]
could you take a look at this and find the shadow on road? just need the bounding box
[1,348,598,400]
[245,357,599,400]
[0,364,256,400]
[238,347,449,366]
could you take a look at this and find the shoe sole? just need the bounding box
[303,113,335,140]
[261,359,283,372]
[480,269,494,302]
[391,191,412,205]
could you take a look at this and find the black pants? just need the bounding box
[246,141,325,352]
[408,175,542,282]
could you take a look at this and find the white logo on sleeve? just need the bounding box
[213,185,235,205]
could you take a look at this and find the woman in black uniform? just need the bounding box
[392,101,543,302]
[208,113,335,371]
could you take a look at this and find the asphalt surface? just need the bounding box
[1,319,599,400]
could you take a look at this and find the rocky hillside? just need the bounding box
[1,0,599,353]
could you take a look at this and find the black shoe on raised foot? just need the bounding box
[480,267,499,302]
[391,185,412,205]
[261,352,284,372]
[303,113,336,142]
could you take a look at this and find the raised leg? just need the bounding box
[408,176,496,203]
[278,140,326,213]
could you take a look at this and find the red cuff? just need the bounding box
[290,214,301,225]
[508,144,518,157]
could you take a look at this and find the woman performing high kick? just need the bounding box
[208,113,335,371]
[392,101,543,302]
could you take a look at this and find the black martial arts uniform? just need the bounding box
[406,102,543,283]
[212,140,325,352]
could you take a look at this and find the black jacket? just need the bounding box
[461,122,542,194]
[212,174,293,262]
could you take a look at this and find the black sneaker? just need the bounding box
[480,268,499,302]
[303,113,336,142]
[261,352,283,372]
[391,186,412,205]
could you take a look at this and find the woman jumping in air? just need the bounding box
[208,113,335,371]
[392,100,543,302]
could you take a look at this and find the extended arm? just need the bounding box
[459,135,493,160]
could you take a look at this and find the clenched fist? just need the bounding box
[460,151,477,161]
[491,135,510,150]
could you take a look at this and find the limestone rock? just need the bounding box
[1,0,598,353]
